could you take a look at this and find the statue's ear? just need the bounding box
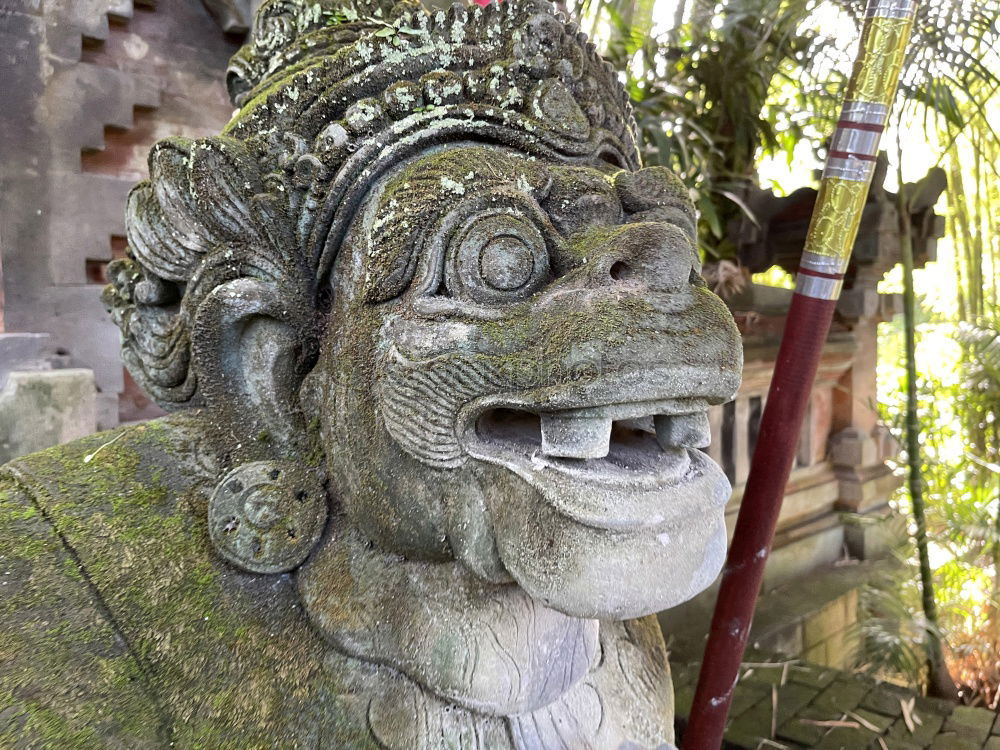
[192,278,316,456]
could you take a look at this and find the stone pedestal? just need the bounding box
[0,332,97,463]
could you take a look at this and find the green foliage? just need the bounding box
[569,0,999,262]
[874,304,1000,701]
[596,0,832,258]
[856,565,933,686]
[833,0,1000,140]
[956,321,1000,419]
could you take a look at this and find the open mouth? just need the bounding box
[462,397,729,532]
[475,399,710,478]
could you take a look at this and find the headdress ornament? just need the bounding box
[107,0,641,410]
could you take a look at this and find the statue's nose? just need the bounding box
[597,221,700,292]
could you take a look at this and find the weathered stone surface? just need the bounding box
[677,652,1000,750]
[853,707,896,733]
[811,675,872,714]
[804,641,829,665]
[203,0,264,32]
[0,0,743,745]
[777,705,838,746]
[0,329,99,462]
[814,724,878,749]
[0,369,97,464]
[0,467,162,748]
[942,705,996,744]
[0,332,52,389]
[928,733,980,750]
[757,619,805,657]
[915,694,959,719]
[823,627,854,670]
[803,597,850,649]
[725,702,774,748]
[879,738,923,750]
[859,681,911,717]
[887,711,947,747]
[728,682,771,718]
[774,682,822,726]
[789,664,840,691]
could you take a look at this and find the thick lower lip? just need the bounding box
[460,396,729,531]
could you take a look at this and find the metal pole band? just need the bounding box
[830,127,881,159]
[800,250,849,275]
[795,272,844,301]
[840,100,890,126]
[866,0,918,18]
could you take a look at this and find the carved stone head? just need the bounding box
[105,0,741,621]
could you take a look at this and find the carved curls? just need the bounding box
[103,136,311,410]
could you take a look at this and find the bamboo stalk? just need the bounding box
[682,1,919,746]
[896,152,959,700]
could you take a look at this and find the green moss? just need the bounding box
[0,689,101,749]
[304,415,326,467]
[0,476,164,747]
[477,292,654,360]
[1,415,382,746]
[62,554,84,582]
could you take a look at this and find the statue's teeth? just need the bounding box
[654,413,710,449]
[540,414,612,459]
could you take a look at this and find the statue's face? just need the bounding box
[313,146,741,620]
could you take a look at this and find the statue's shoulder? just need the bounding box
[0,438,166,748]
[0,417,378,748]
[2,415,221,624]
[4,412,215,508]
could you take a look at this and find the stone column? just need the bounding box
[829,201,909,560]
[829,297,904,560]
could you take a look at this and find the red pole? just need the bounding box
[684,294,836,748]
[683,1,918,747]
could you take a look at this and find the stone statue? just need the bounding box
[0,0,742,746]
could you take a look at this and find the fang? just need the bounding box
[654,412,710,449]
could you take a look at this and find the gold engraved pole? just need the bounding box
[796,0,916,298]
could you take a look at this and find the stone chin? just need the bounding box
[489,471,729,621]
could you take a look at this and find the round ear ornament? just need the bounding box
[208,461,328,574]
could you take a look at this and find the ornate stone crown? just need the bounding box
[105,0,641,411]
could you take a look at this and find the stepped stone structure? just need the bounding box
[0,0,744,745]
[0,0,240,428]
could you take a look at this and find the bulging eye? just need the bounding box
[479,234,536,290]
[446,212,550,303]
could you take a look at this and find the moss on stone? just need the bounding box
[0,475,164,748]
[0,415,380,747]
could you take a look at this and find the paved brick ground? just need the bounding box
[673,659,999,749]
